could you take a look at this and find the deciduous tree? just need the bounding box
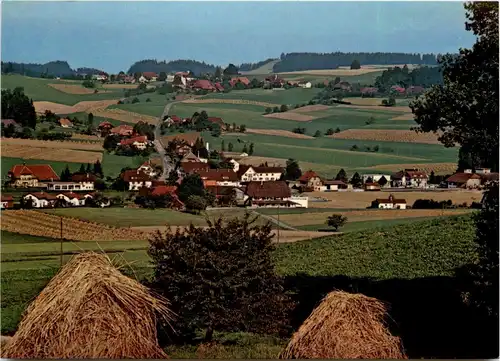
[326,214,348,231]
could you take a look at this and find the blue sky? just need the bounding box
[1,1,476,73]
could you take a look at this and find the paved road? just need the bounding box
[153,101,179,180]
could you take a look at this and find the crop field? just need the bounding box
[1,144,103,163]
[181,98,279,108]
[102,83,139,89]
[0,210,148,241]
[1,137,103,151]
[289,104,330,113]
[246,128,314,139]
[91,107,158,124]
[201,88,322,105]
[263,112,316,122]
[1,74,122,105]
[48,83,111,95]
[33,99,120,114]
[306,190,482,209]
[364,162,458,174]
[329,129,442,144]
[338,104,411,113]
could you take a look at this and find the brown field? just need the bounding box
[246,128,314,139]
[1,144,103,163]
[90,108,158,124]
[263,112,316,122]
[365,163,458,174]
[70,134,103,142]
[329,129,442,144]
[391,113,415,120]
[102,83,139,89]
[1,137,103,151]
[278,68,384,76]
[33,99,119,114]
[289,105,330,113]
[343,97,386,106]
[337,104,411,112]
[238,156,288,167]
[48,84,111,95]
[182,98,279,108]
[1,210,147,241]
[306,190,483,209]
[161,132,202,146]
[280,209,472,226]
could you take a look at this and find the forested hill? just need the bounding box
[238,58,278,72]
[273,52,440,72]
[375,65,443,90]
[1,61,102,77]
[127,60,217,75]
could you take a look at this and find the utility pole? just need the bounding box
[60,216,63,267]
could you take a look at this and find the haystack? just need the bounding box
[2,252,173,359]
[279,291,407,359]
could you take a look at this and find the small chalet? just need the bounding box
[391,85,406,94]
[23,192,58,208]
[298,170,324,191]
[122,169,153,191]
[196,169,240,187]
[364,182,381,191]
[71,173,97,190]
[8,164,59,188]
[446,171,482,189]
[238,165,284,182]
[298,81,312,89]
[265,75,285,88]
[244,181,306,208]
[371,194,407,209]
[120,135,148,150]
[323,180,348,191]
[149,185,184,210]
[1,195,14,209]
[391,169,428,188]
[56,192,92,206]
[98,121,114,136]
[139,72,158,83]
[110,124,134,137]
[138,161,158,177]
[333,81,352,91]
[191,80,216,91]
[59,118,73,128]
[208,117,224,127]
[164,115,184,127]
[229,77,250,87]
[205,186,243,206]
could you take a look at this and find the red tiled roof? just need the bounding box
[252,166,284,174]
[71,173,97,182]
[196,169,239,182]
[162,132,201,147]
[58,192,83,200]
[143,72,158,79]
[98,121,113,128]
[205,185,236,197]
[191,80,216,90]
[246,181,291,199]
[122,169,152,182]
[446,173,482,183]
[214,82,224,91]
[9,164,59,181]
[405,170,428,178]
[168,115,182,123]
[120,135,148,146]
[151,185,177,197]
[208,117,224,126]
[230,77,250,86]
[59,118,73,127]
[323,180,346,186]
[180,161,210,174]
[110,124,134,136]
[298,170,320,183]
[25,192,58,200]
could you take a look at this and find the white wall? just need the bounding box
[289,196,308,208]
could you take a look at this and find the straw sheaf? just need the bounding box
[2,252,173,359]
[279,291,407,359]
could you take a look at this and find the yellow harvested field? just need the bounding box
[74,99,121,112]
[90,108,158,124]
[246,128,314,139]
[263,112,316,122]
[33,99,119,114]
[343,97,386,106]
[278,68,384,76]
[365,163,458,174]
[102,83,139,89]
[329,129,442,144]
[182,98,279,108]
[1,210,147,241]
[337,104,411,112]
[306,190,483,209]
[1,144,103,163]
[289,105,330,113]
[1,137,103,151]
[48,83,111,94]
[280,209,472,226]
[391,113,415,120]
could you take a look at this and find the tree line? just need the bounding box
[238,58,278,71]
[127,59,217,76]
[1,61,103,78]
[273,52,440,72]
[375,65,443,91]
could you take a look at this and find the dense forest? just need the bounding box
[273,52,440,72]
[127,59,217,76]
[1,61,102,77]
[238,58,277,72]
[374,65,444,91]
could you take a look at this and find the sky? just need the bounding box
[1,1,476,73]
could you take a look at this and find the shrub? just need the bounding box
[265,107,272,114]
[280,104,289,112]
[146,98,151,102]
[131,97,140,104]
[350,145,359,151]
[326,214,348,231]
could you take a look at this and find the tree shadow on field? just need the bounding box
[284,271,499,359]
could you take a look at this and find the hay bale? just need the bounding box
[279,291,406,359]
[2,252,173,359]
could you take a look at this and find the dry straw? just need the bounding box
[2,252,173,359]
[279,290,407,359]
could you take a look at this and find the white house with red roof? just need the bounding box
[120,135,148,150]
[122,169,153,191]
[139,72,158,83]
[110,124,134,136]
[237,165,284,182]
[190,79,216,91]
[391,169,428,188]
[8,164,59,188]
[23,192,58,208]
[56,192,93,206]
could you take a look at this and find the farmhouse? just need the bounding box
[196,169,240,187]
[149,185,184,210]
[122,170,153,191]
[71,173,97,190]
[265,75,285,88]
[110,124,134,137]
[59,118,73,128]
[180,161,210,175]
[191,80,216,91]
[205,186,243,206]
[298,170,324,191]
[214,82,224,92]
[323,180,348,191]
[229,77,250,87]
[23,192,58,208]
[391,85,406,94]
[137,161,158,177]
[244,181,307,208]
[446,172,482,189]
[208,117,225,128]
[56,192,91,206]
[1,195,14,209]
[120,135,148,150]
[333,81,352,91]
[361,87,378,96]
[364,182,381,191]
[8,164,59,188]
[139,72,158,83]
[371,194,407,209]
[238,165,283,182]
[164,115,183,126]
[391,169,428,188]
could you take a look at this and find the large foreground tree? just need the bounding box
[410,2,499,171]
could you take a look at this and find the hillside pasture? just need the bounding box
[263,112,316,122]
[329,129,442,144]
[391,113,415,121]
[201,87,321,105]
[277,68,385,76]
[1,144,103,163]
[48,83,111,95]
[182,98,279,108]
[289,104,330,113]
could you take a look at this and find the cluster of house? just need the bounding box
[163,114,225,129]
[1,164,100,209]
[97,122,150,149]
[360,85,426,96]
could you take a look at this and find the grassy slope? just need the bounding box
[1,74,123,105]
